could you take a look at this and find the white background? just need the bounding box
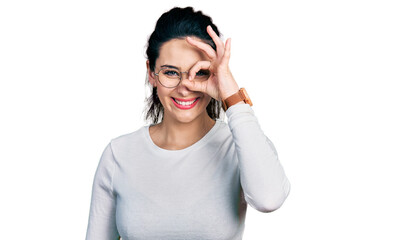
[1,0,404,239]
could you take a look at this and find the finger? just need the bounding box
[186,36,217,59]
[182,78,208,94]
[188,60,211,80]
[222,38,231,66]
[207,25,224,58]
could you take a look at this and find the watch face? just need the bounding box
[241,88,253,106]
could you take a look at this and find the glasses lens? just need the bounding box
[159,68,181,88]
[157,68,211,88]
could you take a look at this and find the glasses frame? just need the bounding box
[153,67,190,88]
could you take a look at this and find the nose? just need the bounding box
[176,71,193,96]
[179,71,190,81]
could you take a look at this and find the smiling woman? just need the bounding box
[85,6,291,240]
[146,38,214,127]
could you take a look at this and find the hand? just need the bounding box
[183,25,240,101]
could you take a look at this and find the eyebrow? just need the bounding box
[160,64,180,70]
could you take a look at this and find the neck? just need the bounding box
[151,113,216,150]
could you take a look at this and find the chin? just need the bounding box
[171,109,206,124]
[170,104,211,124]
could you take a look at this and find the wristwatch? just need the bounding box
[221,88,253,111]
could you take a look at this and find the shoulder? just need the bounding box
[207,119,233,145]
[111,126,146,144]
[215,119,231,135]
[109,125,149,159]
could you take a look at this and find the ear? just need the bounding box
[146,60,156,87]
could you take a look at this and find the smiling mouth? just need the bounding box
[171,97,200,109]
[172,97,199,106]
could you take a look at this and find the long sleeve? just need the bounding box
[226,103,291,213]
[86,142,120,240]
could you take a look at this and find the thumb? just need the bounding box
[182,78,207,93]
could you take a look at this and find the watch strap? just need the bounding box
[221,88,252,111]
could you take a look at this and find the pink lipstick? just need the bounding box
[171,97,200,110]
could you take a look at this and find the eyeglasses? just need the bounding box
[153,67,211,88]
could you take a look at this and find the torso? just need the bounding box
[110,120,247,239]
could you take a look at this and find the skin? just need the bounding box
[146,25,243,150]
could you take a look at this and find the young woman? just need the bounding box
[86,6,290,240]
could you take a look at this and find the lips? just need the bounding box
[171,97,200,110]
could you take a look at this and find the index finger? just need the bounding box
[206,25,224,58]
[186,36,217,59]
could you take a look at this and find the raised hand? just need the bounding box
[183,25,240,101]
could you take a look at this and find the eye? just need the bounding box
[162,69,179,78]
[195,70,210,77]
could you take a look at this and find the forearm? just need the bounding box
[226,104,291,212]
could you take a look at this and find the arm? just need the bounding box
[85,142,120,240]
[226,104,291,213]
[182,25,290,212]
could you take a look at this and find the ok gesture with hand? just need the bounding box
[183,25,240,101]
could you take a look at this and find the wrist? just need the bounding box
[220,82,240,100]
[221,87,252,111]
[232,101,244,107]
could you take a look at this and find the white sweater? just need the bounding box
[85,104,291,240]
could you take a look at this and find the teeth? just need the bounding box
[174,98,197,106]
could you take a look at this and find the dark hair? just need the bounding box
[144,6,223,124]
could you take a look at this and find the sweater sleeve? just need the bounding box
[226,103,291,213]
[85,142,120,240]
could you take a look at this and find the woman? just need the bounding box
[86,6,290,240]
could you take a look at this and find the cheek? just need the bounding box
[202,95,212,107]
[156,87,170,102]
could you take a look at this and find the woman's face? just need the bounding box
[147,38,212,124]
